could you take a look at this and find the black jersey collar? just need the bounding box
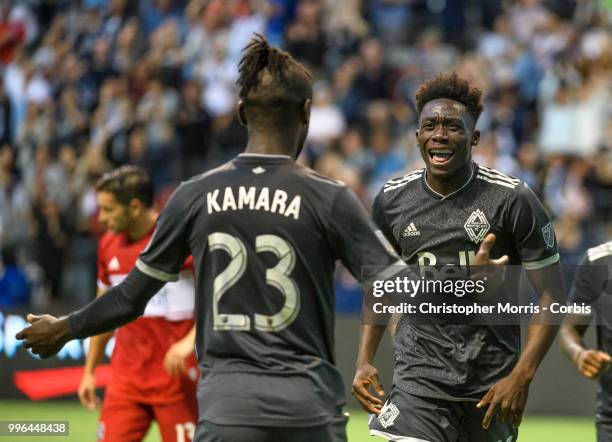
[235,153,294,164]
[421,162,478,201]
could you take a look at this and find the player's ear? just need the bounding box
[129,198,142,217]
[471,130,480,147]
[237,100,247,126]
[300,99,311,125]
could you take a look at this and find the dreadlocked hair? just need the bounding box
[415,72,483,122]
[237,34,312,124]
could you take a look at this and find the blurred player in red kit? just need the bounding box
[78,166,198,442]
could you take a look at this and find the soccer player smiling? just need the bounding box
[353,73,566,442]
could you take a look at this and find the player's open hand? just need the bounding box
[474,233,509,266]
[15,314,71,358]
[576,349,611,379]
[472,233,509,295]
[163,337,194,377]
[78,372,100,410]
[476,371,530,429]
[352,363,385,414]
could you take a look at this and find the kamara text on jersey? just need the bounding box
[206,186,302,219]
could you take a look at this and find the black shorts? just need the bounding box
[597,421,612,442]
[368,386,518,442]
[194,412,349,442]
[597,411,612,442]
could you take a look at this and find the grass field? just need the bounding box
[0,400,596,441]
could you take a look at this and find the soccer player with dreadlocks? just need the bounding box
[16,35,403,442]
[352,73,566,441]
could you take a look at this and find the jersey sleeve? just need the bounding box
[570,254,611,307]
[329,186,403,283]
[97,235,111,291]
[136,184,194,282]
[372,190,402,255]
[504,182,560,270]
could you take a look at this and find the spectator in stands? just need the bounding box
[0,0,609,308]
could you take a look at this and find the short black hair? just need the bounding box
[237,34,312,127]
[415,72,483,122]
[95,165,154,208]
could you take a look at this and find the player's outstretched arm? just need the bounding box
[15,267,165,358]
[352,324,387,414]
[477,263,566,429]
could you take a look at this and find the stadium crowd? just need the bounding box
[0,0,610,308]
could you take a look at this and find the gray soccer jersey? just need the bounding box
[569,242,612,420]
[136,153,402,427]
[373,162,560,400]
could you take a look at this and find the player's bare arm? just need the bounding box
[163,325,196,377]
[560,251,612,380]
[478,263,566,429]
[79,332,112,410]
[78,288,114,410]
[352,324,387,414]
[561,315,611,379]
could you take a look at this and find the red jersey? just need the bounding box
[97,228,197,404]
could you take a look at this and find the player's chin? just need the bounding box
[426,160,457,177]
[426,154,466,177]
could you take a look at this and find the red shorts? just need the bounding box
[98,391,197,442]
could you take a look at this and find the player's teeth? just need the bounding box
[430,150,454,162]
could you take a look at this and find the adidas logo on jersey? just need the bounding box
[403,222,421,237]
[108,256,120,271]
